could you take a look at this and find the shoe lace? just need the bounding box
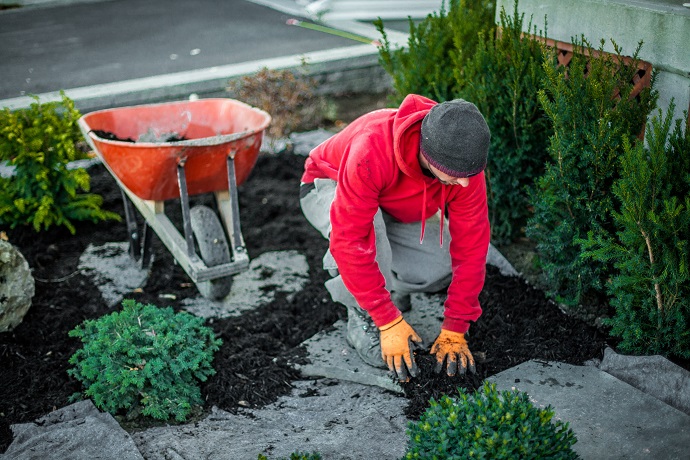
[361,318,379,345]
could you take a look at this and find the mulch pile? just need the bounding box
[2,148,610,452]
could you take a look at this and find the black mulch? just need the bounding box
[1,149,612,452]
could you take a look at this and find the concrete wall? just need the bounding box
[496,0,690,124]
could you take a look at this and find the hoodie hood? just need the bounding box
[392,94,437,180]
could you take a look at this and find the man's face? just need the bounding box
[419,152,470,187]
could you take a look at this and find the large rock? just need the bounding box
[0,239,35,332]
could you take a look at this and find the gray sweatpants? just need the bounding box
[300,178,452,308]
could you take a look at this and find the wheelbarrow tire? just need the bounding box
[190,205,233,300]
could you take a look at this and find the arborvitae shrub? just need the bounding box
[582,102,690,358]
[526,38,657,308]
[0,92,120,233]
[375,0,495,105]
[68,299,222,422]
[460,1,552,243]
[405,382,578,459]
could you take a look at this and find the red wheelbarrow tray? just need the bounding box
[78,99,272,202]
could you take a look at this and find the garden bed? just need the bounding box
[1,95,612,452]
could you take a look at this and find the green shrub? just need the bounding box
[526,38,657,308]
[460,1,552,243]
[582,102,690,358]
[68,299,222,422]
[257,453,321,460]
[0,92,120,234]
[405,382,578,459]
[375,0,495,105]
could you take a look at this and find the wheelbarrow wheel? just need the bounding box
[190,205,233,300]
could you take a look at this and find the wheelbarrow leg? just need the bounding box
[120,188,153,269]
[213,152,249,264]
[140,221,153,268]
[176,158,199,261]
[120,188,141,260]
[225,154,244,252]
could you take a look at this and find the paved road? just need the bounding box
[0,0,357,100]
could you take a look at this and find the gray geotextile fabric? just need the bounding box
[132,379,409,460]
[2,399,143,460]
[600,346,690,416]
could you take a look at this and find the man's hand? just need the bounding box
[379,317,422,382]
[430,329,476,376]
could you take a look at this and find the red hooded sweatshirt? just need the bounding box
[301,94,490,334]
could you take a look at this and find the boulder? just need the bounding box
[0,239,35,332]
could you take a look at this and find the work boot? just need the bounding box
[391,291,411,313]
[345,307,386,369]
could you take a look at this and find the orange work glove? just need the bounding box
[430,329,476,377]
[379,317,423,382]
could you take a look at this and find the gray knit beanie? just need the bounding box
[420,99,490,177]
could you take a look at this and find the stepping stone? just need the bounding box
[489,360,690,459]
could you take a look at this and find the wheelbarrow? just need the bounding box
[78,99,271,300]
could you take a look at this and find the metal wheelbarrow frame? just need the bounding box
[78,99,272,300]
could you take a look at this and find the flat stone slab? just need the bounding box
[489,360,690,460]
[295,292,446,394]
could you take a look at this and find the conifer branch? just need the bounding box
[638,223,663,318]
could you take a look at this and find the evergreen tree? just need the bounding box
[582,102,690,357]
[460,1,552,243]
[375,0,495,105]
[526,37,657,308]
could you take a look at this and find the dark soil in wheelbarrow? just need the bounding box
[1,147,613,452]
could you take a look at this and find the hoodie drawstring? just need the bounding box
[419,182,427,244]
[419,182,447,247]
[439,185,446,247]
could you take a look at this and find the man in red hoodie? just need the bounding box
[299,94,490,382]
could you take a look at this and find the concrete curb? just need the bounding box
[0,43,390,113]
